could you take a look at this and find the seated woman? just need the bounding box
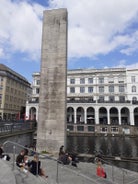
[96,161,107,178]
[29,154,48,178]
[16,150,25,167]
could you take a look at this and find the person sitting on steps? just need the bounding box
[28,154,48,178]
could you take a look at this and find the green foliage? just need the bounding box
[41,150,49,154]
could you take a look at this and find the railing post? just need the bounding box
[122,169,125,184]
[12,145,16,170]
[36,154,39,177]
[112,165,114,182]
[56,160,59,184]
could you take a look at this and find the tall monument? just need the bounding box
[37,9,68,153]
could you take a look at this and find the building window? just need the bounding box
[36,88,39,94]
[119,85,125,92]
[99,86,104,93]
[132,86,136,92]
[88,87,93,93]
[109,96,115,102]
[99,77,104,84]
[109,85,114,93]
[80,78,85,84]
[111,127,119,133]
[101,127,108,133]
[36,80,40,85]
[118,76,124,83]
[108,77,114,83]
[119,96,125,102]
[80,87,85,93]
[131,76,136,83]
[132,97,137,102]
[99,96,104,102]
[70,87,75,93]
[70,78,75,84]
[0,94,2,99]
[88,78,93,83]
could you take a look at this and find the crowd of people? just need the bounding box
[0,143,107,180]
[16,148,48,178]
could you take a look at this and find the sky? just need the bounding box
[0,0,138,82]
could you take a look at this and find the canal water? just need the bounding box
[66,136,138,172]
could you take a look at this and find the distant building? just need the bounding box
[0,64,31,120]
[26,72,39,121]
[26,68,138,135]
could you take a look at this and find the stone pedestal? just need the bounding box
[37,9,68,154]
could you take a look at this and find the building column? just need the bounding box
[74,108,77,124]
[118,108,121,125]
[107,108,110,125]
[95,107,99,125]
[84,108,87,124]
[25,103,30,120]
[130,108,134,125]
[36,106,39,122]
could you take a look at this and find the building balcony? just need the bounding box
[67,99,96,103]
[97,100,131,104]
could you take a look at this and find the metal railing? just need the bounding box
[2,141,138,184]
[2,141,107,184]
[0,121,36,135]
[93,154,137,184]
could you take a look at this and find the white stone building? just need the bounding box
[26,68,138,135]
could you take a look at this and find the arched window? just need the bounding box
[132,97,137,101]
[132,86,136,92]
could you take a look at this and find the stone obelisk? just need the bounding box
[37,9,68,154]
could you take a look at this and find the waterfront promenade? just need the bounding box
[1,153,138,184]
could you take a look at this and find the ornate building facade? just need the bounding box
[26,68,138,135]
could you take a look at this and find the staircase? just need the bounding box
[0,159,47,184]
[1,141,138,184]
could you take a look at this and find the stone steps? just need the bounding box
[1,155,138,184]
[0,159,47,184]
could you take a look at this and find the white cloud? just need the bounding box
[126,62,138,69]
[0,0,45,61]
[49,0,138,58]
[114,60,138,69]
[120,31,138,55]
[0,48,4,57]
[0,0,138,62]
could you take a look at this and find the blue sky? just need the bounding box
[0,0,138,82]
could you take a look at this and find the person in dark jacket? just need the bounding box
[0,145,4,158]
[29,154,48,178]
[16,150,25,167]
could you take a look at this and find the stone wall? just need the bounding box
[0,132,34,153]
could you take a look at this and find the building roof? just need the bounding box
[0,64,30,86]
